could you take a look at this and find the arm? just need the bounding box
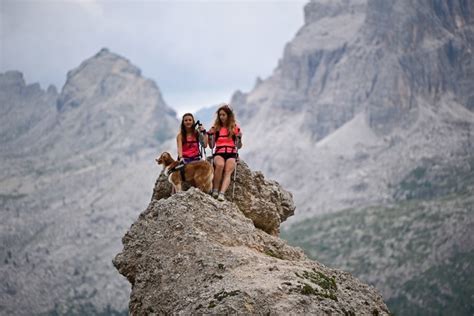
[199,132,208,148]
[236,133,242,149]
[176,134,183,160]
[198,126,208,148]
[235,127,242,149]
[207,127,215,149]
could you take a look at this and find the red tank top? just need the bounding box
[182,133,200,158]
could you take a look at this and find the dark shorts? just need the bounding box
[183,156,201,164]
[213,152,237,161]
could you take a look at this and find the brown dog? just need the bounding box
[156,152,213,193]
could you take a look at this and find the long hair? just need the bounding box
[180,113,198,144]
[213,103,236,138]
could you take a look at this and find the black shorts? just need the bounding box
[214,152,237,161]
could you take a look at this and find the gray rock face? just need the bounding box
[114,184,390,315]
[0,49,179,315]
[361,0,474,133]
[233,0,474,221]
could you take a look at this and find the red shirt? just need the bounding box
[182,133,200,158]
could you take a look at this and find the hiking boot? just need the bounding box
[217,192,225,201]
[212,190,219,199]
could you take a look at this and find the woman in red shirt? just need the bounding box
[208,104,242,201]
[177,113,208,164]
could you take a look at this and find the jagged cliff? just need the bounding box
[234,0,474,219]
[114,161,390,314]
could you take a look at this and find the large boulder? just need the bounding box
[114,164,390,314]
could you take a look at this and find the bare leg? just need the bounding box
[213,156,225,191]
[219,158,236,194]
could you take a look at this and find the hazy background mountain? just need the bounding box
[1,49,178,315]
[232,0,474,315]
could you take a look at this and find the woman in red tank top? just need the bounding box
[177,113,208,164]
[207,104,242,201]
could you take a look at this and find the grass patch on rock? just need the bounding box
[295,270,338,301]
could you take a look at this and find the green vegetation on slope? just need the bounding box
[281,194,474,316]
[387,251,474,316]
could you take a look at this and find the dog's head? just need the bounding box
[156,152,175,166]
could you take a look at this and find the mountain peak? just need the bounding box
[97,47,111,55]
[50,48,177,149]
[57,49,144,111]
[67,48,141,83]
[90,47,139,73]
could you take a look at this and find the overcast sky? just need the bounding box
[1,0,306,115]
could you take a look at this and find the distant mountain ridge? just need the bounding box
[0,48,178,315]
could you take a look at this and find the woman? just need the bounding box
[177,113,208,164]
[208,104,242,201]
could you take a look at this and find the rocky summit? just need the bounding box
[114,161,389,315]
